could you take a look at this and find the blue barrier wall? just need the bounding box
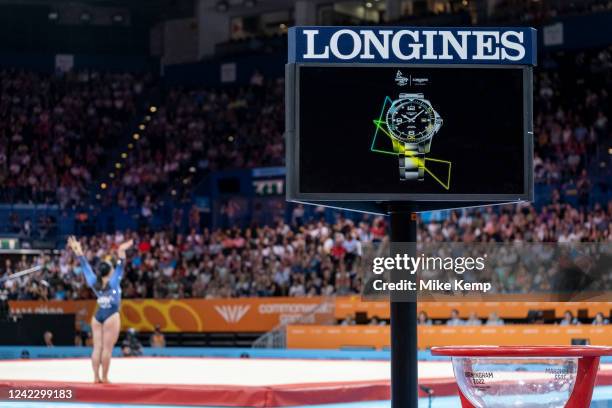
[2,346,612,364]
[0,346,407,361]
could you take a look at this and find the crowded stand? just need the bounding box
[1,200,610,306]
[534,46,612,204]
[112,47,612,207]
[0,69,149,207]
[101,75,285,205]
[0,47,609,209]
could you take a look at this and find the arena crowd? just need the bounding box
[0,69,151,207]
[100,75,284,206]
[0,47,609,209]
[1,200,610,303]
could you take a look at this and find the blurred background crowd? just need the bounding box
[0,46,609,210]
[3,199,611,304]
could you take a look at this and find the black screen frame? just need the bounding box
[285,63,534,212]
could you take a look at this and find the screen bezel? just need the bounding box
[286,63,534,204]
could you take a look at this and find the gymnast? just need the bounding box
[68,236,133,383]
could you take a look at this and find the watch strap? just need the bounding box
[399,93,424,99]
[399,143,424,181]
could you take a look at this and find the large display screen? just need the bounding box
[287,65,532,203]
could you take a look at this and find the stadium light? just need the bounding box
[138,124,146,130]
[608,148,612,155]
[365,2,373,8]
[121,153,128,159]
[149,106,157,113]
[133,133,140,140]
[100,183,107,190]
[128,143,134,149]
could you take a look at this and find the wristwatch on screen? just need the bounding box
[385,93,443,181]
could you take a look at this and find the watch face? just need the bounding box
[386,98,436,143]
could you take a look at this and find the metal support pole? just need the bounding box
[389,207,418,408]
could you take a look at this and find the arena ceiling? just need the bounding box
[0,0,196,21]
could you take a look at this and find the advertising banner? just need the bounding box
[10,297,612,332]
[288,27,537,65]
[9,297,331,333]
[286,325,612,350]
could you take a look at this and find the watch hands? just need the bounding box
[411,110,425,120]
[401,110,424,123]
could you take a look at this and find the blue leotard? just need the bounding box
[78,256,124,323]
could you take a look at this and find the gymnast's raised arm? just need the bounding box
[68,236,96,288]
[109,239,134,289]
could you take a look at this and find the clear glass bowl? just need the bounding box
[452,356,578,408]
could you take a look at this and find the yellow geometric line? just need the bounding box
[424,159,451,190]
[372,118,452,190]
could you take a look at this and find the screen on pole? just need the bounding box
[286,27,536,213]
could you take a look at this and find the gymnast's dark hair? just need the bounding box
[94,261,113,291]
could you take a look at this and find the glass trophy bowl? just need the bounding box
[431,346,612,408]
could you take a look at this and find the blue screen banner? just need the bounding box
[288,26,537,65]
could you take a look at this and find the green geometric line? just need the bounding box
[370,96,394,153]
[372,119,397,149]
